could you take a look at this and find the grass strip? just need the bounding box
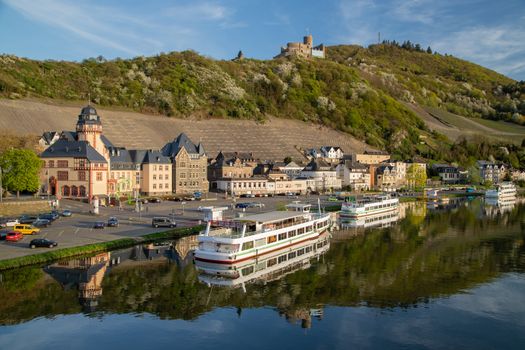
[0,225,204,271]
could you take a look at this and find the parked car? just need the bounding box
[19,215,38,224]
[6,231,23,242]
[13,224,40,235]
[249,202,265,208]
[0,232,7,240]
[150,198,162,203]
[152,217,177,228]
[235,203,250,209]
[38,213,58,222]
[48,212,60,220]
[33,218,51,228]
[107,217,119,227]
[0,218,19,228]
[327,196,338,202]
[29,238,58,249]
[61,210,73,217]
[93,221,105,229]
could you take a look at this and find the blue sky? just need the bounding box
[1,0,524,80]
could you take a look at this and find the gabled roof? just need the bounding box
[60,131,77,142]
[303,158,333,171]
[41,139,107,163]
[162,133,204,158]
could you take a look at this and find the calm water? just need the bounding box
[1,198,524,350]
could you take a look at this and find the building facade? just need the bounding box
[275,35,326,59]
[162,133,209,195]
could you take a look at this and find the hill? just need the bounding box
[0,99,369,161]
[0,46,524,166]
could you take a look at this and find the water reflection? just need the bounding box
[196,232,330,291]
[0,198,524,333]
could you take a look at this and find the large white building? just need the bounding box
[300,159,341,192]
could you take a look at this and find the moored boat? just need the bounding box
[340,194,399,218]
[194,202,331,264]
[196,232,330,287]
[485,182,517,201]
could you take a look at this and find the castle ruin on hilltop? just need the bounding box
[274,34,326,59]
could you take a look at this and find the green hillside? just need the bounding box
[0,46,524,167]
[329,43,525,124]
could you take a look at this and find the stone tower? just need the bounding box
[303,34,313,48]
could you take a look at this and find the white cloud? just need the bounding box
[3,0,144,55]
[432,24,525,78]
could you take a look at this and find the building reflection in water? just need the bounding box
[44,240,191,312]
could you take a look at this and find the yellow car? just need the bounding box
[13,224,40,235]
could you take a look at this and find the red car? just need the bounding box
[6,231,23,242]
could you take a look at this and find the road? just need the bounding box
[0,194,338,260]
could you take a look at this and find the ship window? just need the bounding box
[254,238,266,247]
[267,235,277,244]
[278,255,287,263]
[297,248,305,256]
[241,266,254,276]
[278,233,287,240]
[288,230,297,238]
[288,252,296,259]
[267,258,277,267]
[242,241,254,250]
[298,228,305,234]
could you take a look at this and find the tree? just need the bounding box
[406,164,427,189]
[284,156,292,164]
[426,46,433,54]
[0,149,42,198]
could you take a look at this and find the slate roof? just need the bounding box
[41,139,107,163]
[143,150,171,164]
[109,147,135,170]
[162,133,205,158]
[303,158,333,171]
[77,105,101,126]
[40,131,58,144]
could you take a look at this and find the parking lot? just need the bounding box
[0,194,338,260]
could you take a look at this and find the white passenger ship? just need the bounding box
[340,194,399,218]
[485,182,517,201]
[196,232,330,288]
[194,202,331,264]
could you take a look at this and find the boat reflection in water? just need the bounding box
[195,232,330,292]
[484,196,518,216]
[338,211,400,230]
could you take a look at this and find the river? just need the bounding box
[0,198,524,349]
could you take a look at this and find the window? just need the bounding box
[278,233,287,241]
[267,235,277,244]
[57,160,68,167]
[267,258,277,267]
[48,160,54,168]
[278,255,287,263]
[165,174,169,180]
[288,251,297,259]
[153,184,157,189]
[153,175,157,180]
[96,172,102,181]
[242,241,254,250]
[165,165,169,171]
[288,230,297,238]
[153,165,157,171]
[78,171,86,181]
[165,183,169,188]
[57,171,68,181]
[159,183,163,189]
[241,266,254,276]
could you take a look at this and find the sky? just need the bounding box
[0,0,524,80]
